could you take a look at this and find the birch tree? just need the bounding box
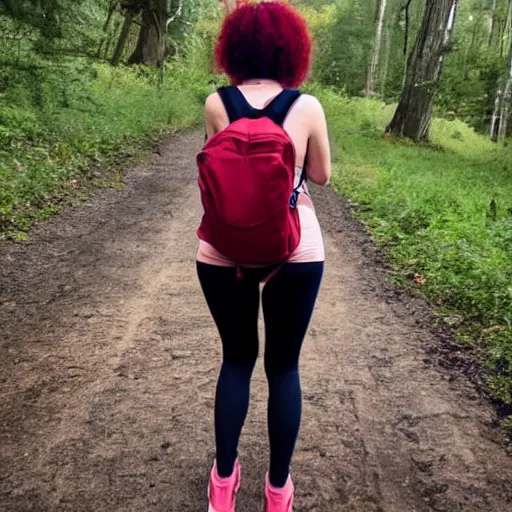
[490,85,502,140]
[491,0,512,139]
[365,0,387,96]
[498,45,512,139]
[501,0,512,57]
[489,0,498,46]
[380,22,392,97]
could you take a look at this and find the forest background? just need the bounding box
[1,0,512,426]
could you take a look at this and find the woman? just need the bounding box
[197,1,331,511]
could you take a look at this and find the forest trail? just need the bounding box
[1,131,512,512]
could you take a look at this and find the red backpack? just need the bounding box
[197,86,305,266]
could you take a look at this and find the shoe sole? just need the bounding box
[261,503,294,512]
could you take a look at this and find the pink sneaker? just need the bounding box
[263,473,294,512]
[208,459,241,512]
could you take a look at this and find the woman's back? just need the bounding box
[199,81,330,267]
[205,81,331,186]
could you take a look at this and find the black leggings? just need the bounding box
[197,262,324,487]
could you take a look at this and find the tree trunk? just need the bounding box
[104,17,121,60]
[128,0,167,67]
[491,12,512,141]
[366,0,387,96]
[97,0,118,58]
[166,0,183,30]
[489,0,498,46]
[490,86,502,141]
[498,46,512,140]
[111,9,135,66]
[443,2,457,52]
[380,23,392,98]
[401,0,413,88]
[386,0,458,141]
[501,1,512,57]
[507,0,512,53]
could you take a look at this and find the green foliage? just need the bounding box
[179,0,220,25]
[0,0,62,36]
[0,0,109,47]
[0,41,215,238]
[309,83,512,411]
[311,0,375,95]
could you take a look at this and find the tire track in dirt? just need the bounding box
[1,130,512,511]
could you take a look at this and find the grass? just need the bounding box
[0,54,218,240]
[307,83,512,415]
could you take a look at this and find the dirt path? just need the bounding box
[1,131,512,512]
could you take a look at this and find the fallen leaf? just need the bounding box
[414,274,427,286]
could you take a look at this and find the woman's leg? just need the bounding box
[197,262,261,478]
[262,262,324,488]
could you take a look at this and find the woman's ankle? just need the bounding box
[214,458,239,481]
[268,471,290,489]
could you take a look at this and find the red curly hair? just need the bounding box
[215,1,312,88]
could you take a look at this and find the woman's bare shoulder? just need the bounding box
[204,92,229,134]
[290,94,326,131]
[296,93,325,115]
[205,92,225,114]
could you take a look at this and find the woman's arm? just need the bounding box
[204,92,229,140]
[305,96,331,186]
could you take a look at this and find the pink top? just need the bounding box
[197,172,325,266]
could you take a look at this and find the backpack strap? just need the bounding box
[264,89,302,126]
[217,86,301,126]
[217,86,253,123]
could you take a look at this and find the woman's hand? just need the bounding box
[219,0,238,15]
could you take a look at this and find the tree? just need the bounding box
[498,44,512,139]
[365,0,388,96]
[490,0,512,139]
[326,0,376,95]
[501,0,512,57]
[128,0,165,66]
[490,82,503,140]
[489,0,498,45]
[380,20,392,97]
[386,0,458,141]
[126,0,183,67]
[97,0,119,58]
[400,0,415,84]
[111,2,136,65]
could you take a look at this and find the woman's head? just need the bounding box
[215,1,312,88]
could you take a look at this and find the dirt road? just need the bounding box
[1,131,512,512]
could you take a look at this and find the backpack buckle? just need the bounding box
[289,190,299,209]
